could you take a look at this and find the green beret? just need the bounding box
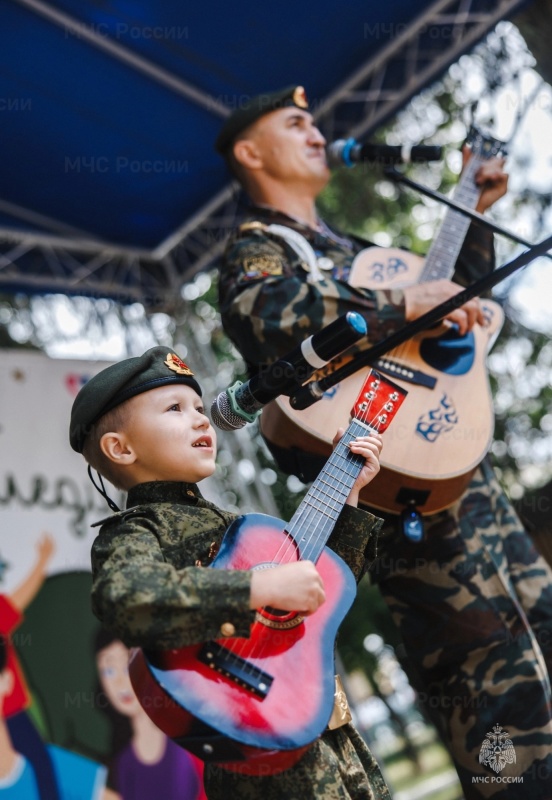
[215,85,309,155]
[69,346,202,453]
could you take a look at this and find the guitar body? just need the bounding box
[261,247,504,515]
[129,512,357,775]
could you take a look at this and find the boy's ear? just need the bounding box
[100,432,136,466]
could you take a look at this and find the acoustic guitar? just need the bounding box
[261,129,506,515]
[129,371,406,776]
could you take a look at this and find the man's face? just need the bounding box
[120,384,217,485]
[242,107,330,191]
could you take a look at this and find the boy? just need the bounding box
[69,345,390,799]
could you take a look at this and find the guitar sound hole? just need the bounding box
[256,607,305,629]
[261,607,298,622]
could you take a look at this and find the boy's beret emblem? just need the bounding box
[165,354,194,376]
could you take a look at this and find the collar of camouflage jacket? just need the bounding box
[126,480,203,508]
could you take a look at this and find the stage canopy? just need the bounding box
[0,0,530,310]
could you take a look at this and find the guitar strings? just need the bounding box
[257,383,383,568]
[289,391,386,566]
[390,153,481,368]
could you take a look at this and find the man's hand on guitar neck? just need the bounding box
[404,279,486,336]
[403,147,507,336]
[462,145,508,212]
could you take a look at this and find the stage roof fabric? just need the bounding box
[0,0,529,308]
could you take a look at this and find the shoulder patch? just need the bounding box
[242,253,284,278]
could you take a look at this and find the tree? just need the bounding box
[515,0,552,87]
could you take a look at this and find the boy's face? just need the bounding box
[118,384,217,485]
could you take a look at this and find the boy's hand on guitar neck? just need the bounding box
[332,431,383,508]
[404,280,485,336]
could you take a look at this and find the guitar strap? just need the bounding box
[264,223,325,283]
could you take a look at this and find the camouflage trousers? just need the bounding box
[369,458,552,799]
[204,724,391,800]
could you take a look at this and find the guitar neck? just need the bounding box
[419,154,483,283]
[285,418,371,563]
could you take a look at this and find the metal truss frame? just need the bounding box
[0,0,528,308]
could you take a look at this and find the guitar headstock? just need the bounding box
[351,370,408,434]
[465,126,508,160]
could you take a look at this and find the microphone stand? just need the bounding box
[290,233,552,410]
[384,166,552,262]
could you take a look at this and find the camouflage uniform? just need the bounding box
[218,206,552,798]
[91,480,391,800]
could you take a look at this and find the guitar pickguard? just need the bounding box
[419,328,475,375]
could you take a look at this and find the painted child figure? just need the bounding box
[69,345,390,800]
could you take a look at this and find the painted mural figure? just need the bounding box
[95,627,206,800]
[0,534,60,800]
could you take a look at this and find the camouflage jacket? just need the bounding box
[91,480,382,650]
[218,205,495,371]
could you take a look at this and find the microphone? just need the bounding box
[211,312,368,430]
[327,138,442,168]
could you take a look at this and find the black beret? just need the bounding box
[69,346,202,453]
[215,85,309,155]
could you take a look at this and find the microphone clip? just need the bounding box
[226,380,262,425]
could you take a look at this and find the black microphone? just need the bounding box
[327,138,442,168]
[211,312,368,431]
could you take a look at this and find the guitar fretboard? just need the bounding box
[285,418,372,563]
[419,155,482,283]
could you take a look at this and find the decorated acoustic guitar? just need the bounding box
[261,128,506,514]
[129,371,406,776]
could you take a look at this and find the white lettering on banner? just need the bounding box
[0,351,118,591]
[0,349,224,592]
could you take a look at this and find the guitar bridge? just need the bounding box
[371,358,436,389]
[198,641,274,699]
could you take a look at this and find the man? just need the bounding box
[215,86,552,798]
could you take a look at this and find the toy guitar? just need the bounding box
[261,128,506,514]
[129,370,407,776]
